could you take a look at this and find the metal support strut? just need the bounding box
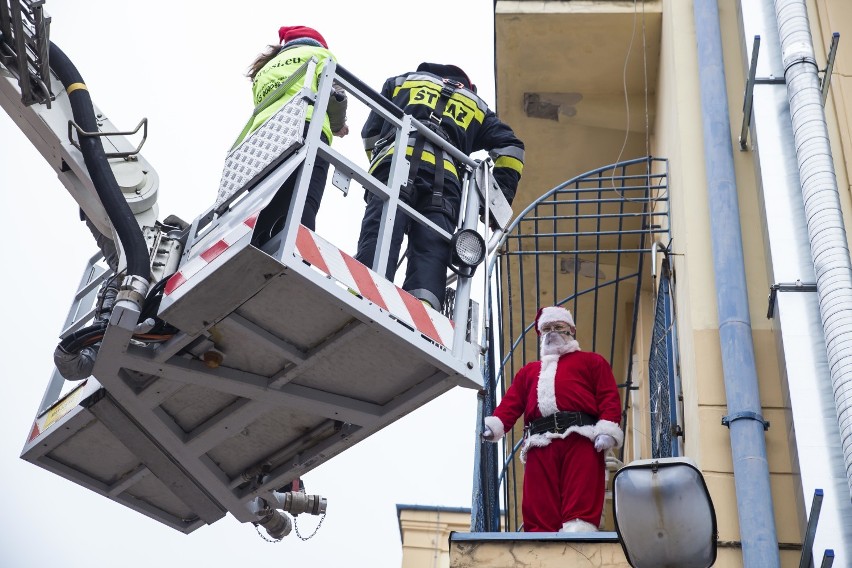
[766,281,818,319]
[740,33,840,150]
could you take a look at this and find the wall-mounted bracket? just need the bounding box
[820,32,840,106]
[740,36,786,151]
[741,33,840,150]
[766,280,817,319]
[799,489,834,568]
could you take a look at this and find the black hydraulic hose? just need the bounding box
[48,42,151,282]
[59,322,107,352]
[138,276,179,335]
[58,275,176,355]
[139,276,169,319]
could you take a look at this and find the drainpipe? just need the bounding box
[693,0,781,566]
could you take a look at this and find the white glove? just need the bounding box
[481,426,496,442]
[594,434,616,452]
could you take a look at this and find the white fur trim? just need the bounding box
[520,420,623,462]
[536,355,560,417]
[561,519,598,533]
[594,419,624,448]
[537,306,575,331]
[536,339,581,413]
[483,416,505,441]
[519,424,598,463]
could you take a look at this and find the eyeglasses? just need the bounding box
[540,323,572,334]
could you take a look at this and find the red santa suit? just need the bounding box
[483,307,623,532]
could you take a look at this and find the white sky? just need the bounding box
[0,1,498,566]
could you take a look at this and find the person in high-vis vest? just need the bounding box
[355,63,524,310]
[481,306,624,533]
[238,25,349,241]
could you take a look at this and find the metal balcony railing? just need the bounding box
[472,156,672,532]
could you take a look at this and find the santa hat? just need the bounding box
[534,306,575,335]
[278,25,328,49]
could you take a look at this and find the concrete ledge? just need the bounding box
[451,531,620,543]
[450,531,629,567]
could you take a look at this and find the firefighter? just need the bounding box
[240,25,349,240]
[355,62,524,310]
[482,306,623,532]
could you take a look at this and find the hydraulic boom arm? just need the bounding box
[0,0,160,270]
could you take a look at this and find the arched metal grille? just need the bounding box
[473,156,670,532]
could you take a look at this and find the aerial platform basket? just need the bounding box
[22,59,505,534]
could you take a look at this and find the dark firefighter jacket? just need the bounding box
[361,68,525,205]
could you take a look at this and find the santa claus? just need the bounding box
[482,305,623,532]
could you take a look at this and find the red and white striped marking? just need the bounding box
[163,214,455,347]
[295,226,455,347]
[164,212,259,296]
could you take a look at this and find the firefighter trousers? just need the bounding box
[355,166,460,310]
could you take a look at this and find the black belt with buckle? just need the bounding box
[527,411,598,436]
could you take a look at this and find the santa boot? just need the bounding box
[560,519,598,533]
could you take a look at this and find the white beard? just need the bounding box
[540,332,579,357]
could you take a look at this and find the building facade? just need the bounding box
[456,1,852,567]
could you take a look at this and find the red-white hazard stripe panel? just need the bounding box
[294,226,455,347]
[162,213,455,347]
[164,213,259,296]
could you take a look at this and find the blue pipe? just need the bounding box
[693,0,780,565]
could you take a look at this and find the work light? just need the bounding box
[448,228,486,277]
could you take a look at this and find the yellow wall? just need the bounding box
[652,0,801,549]
[399,507,471,568]
[813,1,852,245]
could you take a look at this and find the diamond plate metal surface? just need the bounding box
[215,98,308,208]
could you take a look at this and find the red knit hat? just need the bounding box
[278,25,328,49]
